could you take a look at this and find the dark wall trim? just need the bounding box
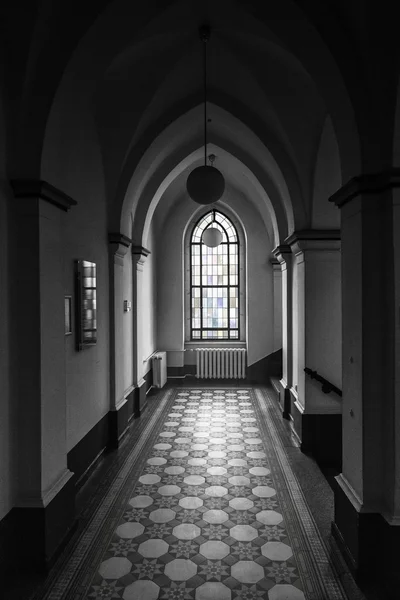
[332,484,400,598]
[0,475,76,577]
[329,168,400,208]
[168,365,196,378]
[285,229,340,245]
[67,413,110,485]
[246,349,282,384]
[144,368,153,394]
[291,399,342,469]
[10,179,77,211]
[108,232,132,247]
[132,245,151,257]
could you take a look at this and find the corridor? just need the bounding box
[27,386,365,600]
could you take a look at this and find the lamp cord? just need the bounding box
[203,33,207,166]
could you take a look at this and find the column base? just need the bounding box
[133,379,147,417]
[0,472,76,575]
[109,389,135,448]
[290,392,342,469]
[279,379,291,419]
[332,479,400,598]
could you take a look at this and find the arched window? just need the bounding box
[190,209,240,340]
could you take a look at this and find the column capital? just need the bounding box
[285,230,340,254]
[329,168,400,208]
[10,179,77,212]
[269,257,281,271]
[109,232,132,262]
[132,245,151,270]
[272,244,292,265]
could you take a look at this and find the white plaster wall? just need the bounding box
[156,201,186,354]
[311,117,341,229]
[42,108,110,453]
[122,252,133,393]
[114,250,133,405]
[246,219,274,366]
[142,222,157,374]
[341,199,363,500]
[39,202,69,491]
[155,189,274,366]
[273,267,283,352]
[292,256,299,390]
[304,250,342,412]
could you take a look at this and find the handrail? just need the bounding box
[304,367,342,398]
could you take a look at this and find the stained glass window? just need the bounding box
[190,210,239,340]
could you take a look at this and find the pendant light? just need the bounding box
[202,226,223,247]
[187,24,225,205]
[202,208,223,247]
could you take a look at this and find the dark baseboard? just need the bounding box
[108,390,135,449]
[168,365,196,378]
[133,380,148,417]
[68,412,110,485]
[291,398,342,469]
[333,484,400,598]
[246,349,282,384]
[0,474,76,576]
[279,384,291,419]
[144,368,153,394]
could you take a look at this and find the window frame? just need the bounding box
[184,205,246,347]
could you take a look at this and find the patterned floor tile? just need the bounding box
[33,388,353,600]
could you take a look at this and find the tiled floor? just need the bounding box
[31,386,363,600]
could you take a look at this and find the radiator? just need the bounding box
[196,348,247,379]
[152,352,167,388]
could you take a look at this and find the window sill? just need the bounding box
[185,341,246,350]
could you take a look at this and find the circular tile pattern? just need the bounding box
[203,509,229,524]
[99,557,131,579]
[200,541,230,560]
[205,486,228,497]
[147,457,167,466]
[129,495,153,508]
[123,580,159,600]
[173,524,201,540]
[149,508,175,523]
[138,539,169,558]
[158,485,181,496]
[89,389,305,600]
[262,541,293,561]
[257,510,283,525]
[179,496,203,509]
[116,522,144,538]
[252,486,276,498]
[165,558,197,581]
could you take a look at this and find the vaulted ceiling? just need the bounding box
[1,0,398,244]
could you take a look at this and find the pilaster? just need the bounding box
[329,171,400,592]
[8,179,77,569]
[108,233,134,446]
[286,230,342,467]
[132,246,151,416]
[273,245,292,418]
[270,257,282,354]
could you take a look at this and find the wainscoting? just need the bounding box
[290,392,342,470]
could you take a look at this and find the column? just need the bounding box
[330,171,400,588]
[132,245,150,416]
[271,257,282,353]
[273,245,292,418]
[10,180,76,567]
[286,231,342,467]
[108,233,134,445]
